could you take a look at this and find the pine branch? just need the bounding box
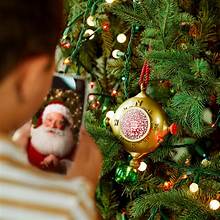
[65,0,87,25]
[111,4,150,27]
[123,175,162,200]
[78,42,97,72]
[178,12,195,25]
[208,152,220,170]
[168,91,206,136]
[141,27,160,39]
[141,0,161,26]
[199,179,220,197]
[96,181,120,220]
[101,31,113,58]
[85,112,121,175]
[148,141,174,162]
[158,0,178,48]
[129,190,219,219]
[163,160,220,178]
[198,1,218,45]
[144,50,192,63]
[215,80,220,105]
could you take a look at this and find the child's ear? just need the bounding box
[15,55,54,103]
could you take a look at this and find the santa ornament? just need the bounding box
[106,62,177,169]
[27,101,75,172]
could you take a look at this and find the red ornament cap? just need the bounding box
[139,61,151,89]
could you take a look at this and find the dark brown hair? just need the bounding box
[0,0,64,81]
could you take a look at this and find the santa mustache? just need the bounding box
[44,127,65,136]
[30,124,74,157]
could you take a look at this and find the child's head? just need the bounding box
[0,0,64,132]
[0,0,63,80]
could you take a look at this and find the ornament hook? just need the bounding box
[139,61,151,91]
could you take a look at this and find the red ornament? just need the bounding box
[91,100,100,110]
[102,21,110,31]
[111,89,117,96]
[163,181,174,191]
[89,81,95,89]
[209,95,216,104]
[60,41,71,49]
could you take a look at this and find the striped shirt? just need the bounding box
[0,136,97,220]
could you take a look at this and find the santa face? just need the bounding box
[44,112,66,130]
[30,112,74,158]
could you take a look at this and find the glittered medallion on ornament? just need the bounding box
[120,107,151,142]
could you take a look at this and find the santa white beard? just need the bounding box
[30,125,74,158]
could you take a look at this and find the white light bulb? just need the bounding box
[189,183,199,193]
[63,57,71,65]
[201,158,211,167]
[117,33,127,43]
[112,49,124,59]
[209,200,220,210]
[106,111,114,119]
[112,49,120,58]
[87,16,95,27]
[105,0,114,3]
[138,161,147,171]
[84,29,95,40]
[89,95,95,101]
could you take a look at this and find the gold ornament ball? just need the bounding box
[108,90,171,166]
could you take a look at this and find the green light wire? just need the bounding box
[123,25,135,98]
[122,0,139,98]
[65,0,102,73]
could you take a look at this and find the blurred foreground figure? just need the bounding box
[0,1,102,219]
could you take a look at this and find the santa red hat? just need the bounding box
[42,101,73,126]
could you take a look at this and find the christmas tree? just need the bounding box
[57,0,220,219]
